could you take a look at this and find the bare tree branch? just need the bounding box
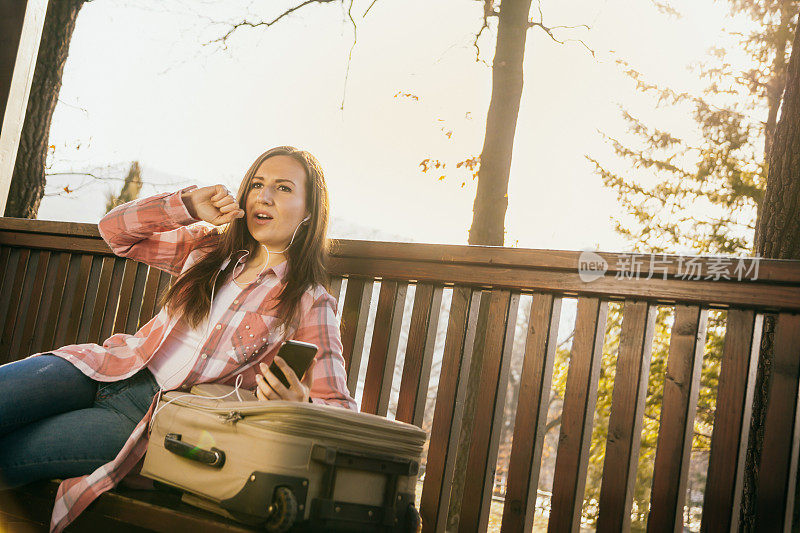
[204,0,339,48]
[472,0,498,66]
[528,0,595,58]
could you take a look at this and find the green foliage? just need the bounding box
[589,0,797,256]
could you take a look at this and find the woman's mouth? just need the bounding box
[253,214,273,225]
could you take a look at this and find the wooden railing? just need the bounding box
[2,217,800,532]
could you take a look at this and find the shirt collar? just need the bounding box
[223,249,289,282]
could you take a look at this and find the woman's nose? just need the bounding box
[256,188,274,204]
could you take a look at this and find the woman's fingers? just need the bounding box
[255,373,280,400]
[301,359,317,387]
[259,363,293,400]
[272,356,304,390]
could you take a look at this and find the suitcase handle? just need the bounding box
[164,433,226,468]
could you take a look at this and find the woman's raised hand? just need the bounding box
[181,185,245,226]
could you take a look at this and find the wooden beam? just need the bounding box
[0,0,49,212]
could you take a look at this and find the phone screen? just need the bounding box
[268,340,318,389]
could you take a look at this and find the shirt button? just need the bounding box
[215,324,221,330]
[250,334,254,337]
[245,325,250,329]
[262,338,267,342]
[201,353,208,359]
[234,300,239,304]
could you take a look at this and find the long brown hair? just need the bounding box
[158,146,333,334]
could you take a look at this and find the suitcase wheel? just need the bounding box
[264,486,297,532]
[405,503,421,533]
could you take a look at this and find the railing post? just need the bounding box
[0,0,48,212]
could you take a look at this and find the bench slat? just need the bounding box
[114,259,140,335]
[17,250,50,356]
[459,289,520,532]
[396,283,444,426]
[339,276,374,395]
[596,301,657,531]
[7,249,39,361]
[361,280,407,416]
[754,312,800,530]
[89,256,117,343]
[421,286,482,533]
[329,256,800,311]
[63,254,93,346]
[700,310,762,531]
[502,293,563,532]
[76,256,104,343]
[328,275,343,304]
[138,264,162,329]
[99,258,127,342]
[0,246,11,299]
[648,305,707,532]
[548,297,609,532]
[34,251,70,354]
[1,248,29,364]
[125,261,149,334]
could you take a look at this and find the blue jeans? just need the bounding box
[0,355,160,489]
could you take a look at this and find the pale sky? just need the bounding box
[39,0,751,252]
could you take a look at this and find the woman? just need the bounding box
[0,146,357,532]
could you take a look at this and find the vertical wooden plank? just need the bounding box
[648,305,707,532]
[0,247,11,293]
[16,250,50,357]
[62,255,93,346]
[361,280,408,416]
[113,259,139,334]
[548,297,609,533]
[458,289,520,533]
[124,262,149,333]
[328,276,343,303]
[6,249,39,363]
[597,301,658,532]
[99,257,126,341]
[152,269,173,314]
[0,1,28,122]
[0,0,48,210]
[700,310,762,532]
[502,293,562,533]
[76,256,104,343]
[0,248,29,363]
[35,252,70,353]
[754,313,800,531]
[339,276,374,394]
[137,264,161,329]
[421,287,481,533]
[88,256,116,343]
[396,283,444,426]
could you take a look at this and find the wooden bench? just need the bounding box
[2,217,800,532]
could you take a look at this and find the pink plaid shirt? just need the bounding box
[27,185,356,532]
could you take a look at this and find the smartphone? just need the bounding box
[268,340,318,389]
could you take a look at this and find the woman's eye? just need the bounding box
[250,182,262,189]
[278,185,292,192]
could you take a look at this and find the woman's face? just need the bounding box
[245,155,310,252]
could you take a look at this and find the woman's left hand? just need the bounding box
[255,356,317,403]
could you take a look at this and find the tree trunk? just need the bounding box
[5,0,86,219]
[741,15,800,532]
[444,1,533,531]
[467,0,532,246]
[763,4,795,161]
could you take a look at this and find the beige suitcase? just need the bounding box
[141,384,427,532]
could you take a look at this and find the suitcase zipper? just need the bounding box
[219,411,244,424]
